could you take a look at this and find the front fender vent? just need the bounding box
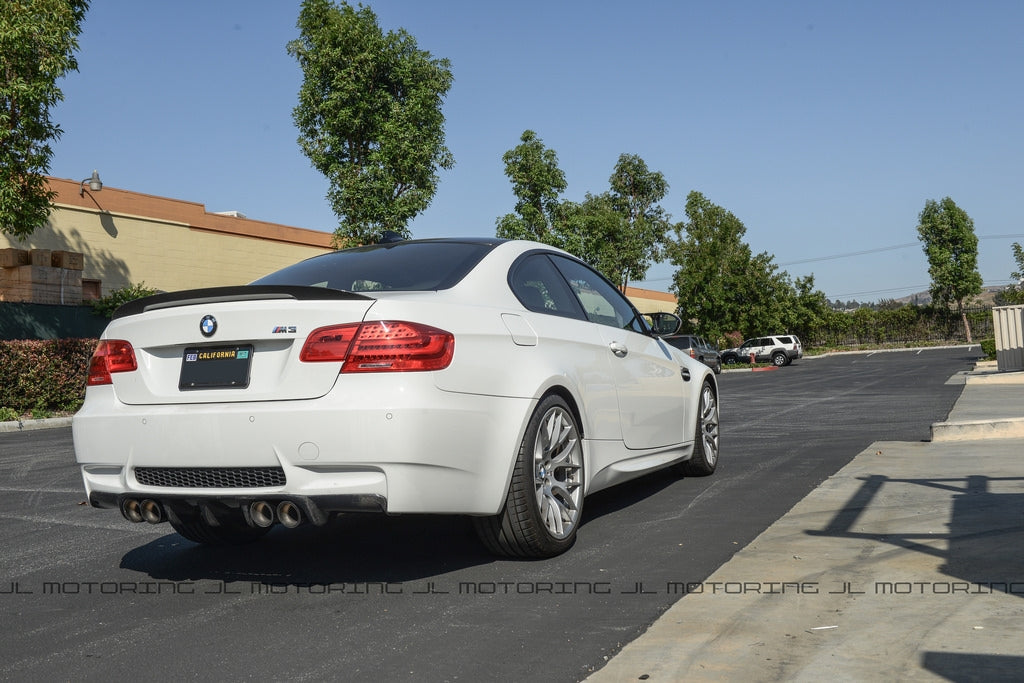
[134,467,286,488]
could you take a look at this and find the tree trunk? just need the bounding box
[960,306,973,344]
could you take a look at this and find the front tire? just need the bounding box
[679,380,719,477]
[474,395,584,558]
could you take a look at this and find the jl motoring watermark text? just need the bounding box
[3,579,1024,597]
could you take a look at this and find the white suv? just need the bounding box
[721,335,803,367]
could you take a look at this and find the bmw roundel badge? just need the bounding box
[200,315,217,337]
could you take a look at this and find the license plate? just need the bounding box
[179,345,253,390]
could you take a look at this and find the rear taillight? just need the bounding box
[688,348,696,359]
[300,321,454,372]
[87,340,138,386]
[299,324,361,362]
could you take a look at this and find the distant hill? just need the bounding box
[893,286,1008,307]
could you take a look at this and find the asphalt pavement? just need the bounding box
[587,360,1024,682]
[4,352,1021,681]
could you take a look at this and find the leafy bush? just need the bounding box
[0,339,96,415]
[722,331,744,349]
[0,407,19,422]
[91,282,160,319]
[980,338,996,360]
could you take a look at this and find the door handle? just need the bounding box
[609,341,628,358]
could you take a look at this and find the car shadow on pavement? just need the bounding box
[119,513,493,585]
[118,467,691,585]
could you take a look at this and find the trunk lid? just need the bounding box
[103,286,375,405]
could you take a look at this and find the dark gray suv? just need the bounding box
[663,334,722,374]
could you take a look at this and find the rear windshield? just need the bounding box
[666,336,696,349]
[251,241,497,292]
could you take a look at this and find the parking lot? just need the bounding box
[0,348,979,681]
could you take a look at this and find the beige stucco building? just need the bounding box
[1,176,677,313]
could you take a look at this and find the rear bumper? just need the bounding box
[88,490,385,525]
[73,379,533,515]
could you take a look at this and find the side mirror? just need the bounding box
[645,312,682,336]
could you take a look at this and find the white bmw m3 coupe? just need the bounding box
[73,238,720,557]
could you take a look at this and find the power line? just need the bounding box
[780,234,1024,267]
[635,235,1024,290]
[780,243,917,266]
[825,279,1017,301]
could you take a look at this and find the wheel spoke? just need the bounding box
[699,386,720,465]
[533,406,583,539]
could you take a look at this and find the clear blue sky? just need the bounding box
[49,0,1024,302]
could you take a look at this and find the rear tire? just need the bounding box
[771,351,788,367]
[678,380,719,477]
[474,395,584,558]
[169,510,271,545]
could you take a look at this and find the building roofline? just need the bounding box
[47,176,334,249]
[625,285,676,303]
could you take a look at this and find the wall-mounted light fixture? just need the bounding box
[79,170,103,196]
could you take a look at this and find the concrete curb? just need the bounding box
[930,416,1024,442]
[966,371,1024,385]
[803,343,981,360]
[0,416,73,433]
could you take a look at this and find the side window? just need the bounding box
[549,256,647,333]
[777,336,792,344]
[509,254,585,319]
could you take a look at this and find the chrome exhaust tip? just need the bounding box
[122,498,144,523]
[140,499,164,524]
[277,501,302,528]
[250,501,275,528]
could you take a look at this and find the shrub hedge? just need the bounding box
[0,339,96,417]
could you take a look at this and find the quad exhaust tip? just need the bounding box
[249,500,303,528]
[122,498,303,529]
[277,501,302,528]
[122,498,143,523]
[121,498,164,524]
[250,500,275,528]
[140,499,164,524]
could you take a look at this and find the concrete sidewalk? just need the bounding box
[588,363,1024,682]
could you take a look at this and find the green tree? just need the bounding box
[784,274,833,343]
[916,197,984,342]
[667,191,790,342]
[557,191,620,276]
[604,154,670,290]
[288,0,453,247]
[998,242,1024,305]
[495,140,670,291]
[1,0,89,239]
[555,155,670,290]
[495,130,567,243]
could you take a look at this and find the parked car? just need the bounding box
[663,334,722,374]
[721,335,803,366]
[73,237,720,558]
